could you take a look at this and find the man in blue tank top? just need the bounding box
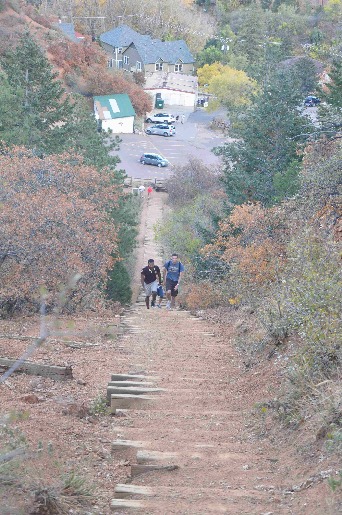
[162,253,185,310]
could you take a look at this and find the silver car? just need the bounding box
[145,124,175,137]
[140,153,169,167]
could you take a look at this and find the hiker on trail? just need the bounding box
[163,253,185,310]
[138,185,145,196]
[147,186,153,197]
[141,259,162,309]
[180,114,185,124]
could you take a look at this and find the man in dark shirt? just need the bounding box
[141,259,162,309]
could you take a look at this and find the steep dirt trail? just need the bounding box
[109,191,322,514]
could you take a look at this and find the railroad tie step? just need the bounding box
[112,439,149,451]
[130,463,179,478]
[136,449,179,464]
[110,498,145,511]
[108,386,164,395]
[114,484,154,499]
[110,394,155,413]
[107,386,164,403]
[110,374,160,382]
[108,380,155,388]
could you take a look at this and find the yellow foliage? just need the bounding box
[197,64,257,108]
[197,63,225,87]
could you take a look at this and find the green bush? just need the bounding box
[106,261,132,304]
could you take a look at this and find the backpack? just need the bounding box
[165,260,181,274]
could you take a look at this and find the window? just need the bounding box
[124,55,129,65]
[136,61,142,71]
[107,59,115,68]
[174,63,183,72]
[155,62,163,71]
[118,47,123,54]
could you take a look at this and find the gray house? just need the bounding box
[100,24,194,76]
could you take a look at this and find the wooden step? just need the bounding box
[113,483,268,500]
[112,439,147,451]
[114,484,153,499]
[107,386,164,403]
[108,386,165,395]
[110,374,159,382]
[108,380,155,388]
[136,449,179,464]
[110,394,155,413]
[111,497,237,513]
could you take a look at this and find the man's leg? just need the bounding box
[151,292,157,307]
[145,296,150,309]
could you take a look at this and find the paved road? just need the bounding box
[110,108,228,180]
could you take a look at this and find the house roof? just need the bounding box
[128,39,194,65]
[144,72,198,94]
[99,24,194,65]
[53,22,80,43]
[100,24,142,48]
[93,94,135,120]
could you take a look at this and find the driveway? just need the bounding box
[110,107,229,180]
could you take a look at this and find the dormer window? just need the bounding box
[155,58,163,71]
[118,47,123,54]
[174,60,183,72]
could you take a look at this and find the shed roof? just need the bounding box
[93,94,135,120]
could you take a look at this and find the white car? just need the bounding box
[145,113,175,124]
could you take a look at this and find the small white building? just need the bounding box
[144,72,198,108]
[93,94,135,133]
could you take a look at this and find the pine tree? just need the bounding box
[1,33,73,152]
[215,68,313,206]
[0,69,24,144]
[326,58,342,108]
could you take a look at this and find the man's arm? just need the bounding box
[157,268,162,284]
[141,273,145,287]
[175,271,183,289]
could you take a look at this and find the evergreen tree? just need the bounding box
[1,33,73,152]
[215,68,313,206]
[318,57,342,136]
[325,57,342,108]
[0,69,24,144]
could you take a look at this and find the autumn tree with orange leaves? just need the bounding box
[0,148,121,315]
[203,202,287,286]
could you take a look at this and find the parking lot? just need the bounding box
[110,108,229,180]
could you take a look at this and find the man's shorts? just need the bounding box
[144,280,158,297]
[166,278,179,297]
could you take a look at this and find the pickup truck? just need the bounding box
[145,113,175,124]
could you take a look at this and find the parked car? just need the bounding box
[145,124,175,137]
[145,113,175,124]
[304,95,321,107]
[140,153,169,167]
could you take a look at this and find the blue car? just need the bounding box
[304,96,321,107]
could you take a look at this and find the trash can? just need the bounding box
[155,98,164,109]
